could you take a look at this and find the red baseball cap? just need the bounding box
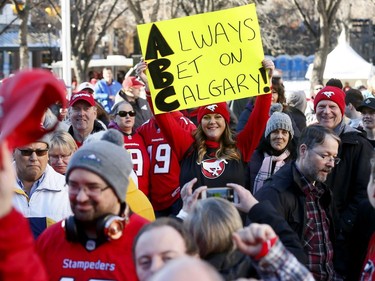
[0,69,67,150]
[122,76,145,90]
[69,91,96,107]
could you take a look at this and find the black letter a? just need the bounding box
[145,24,174,60]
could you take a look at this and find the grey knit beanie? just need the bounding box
[65,140,133,203]
[286,90,307,113]
[265,111,294,138]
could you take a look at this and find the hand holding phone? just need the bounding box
[201,187,239,203]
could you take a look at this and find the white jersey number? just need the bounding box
[147,143,171,174]
[128,148,143,176]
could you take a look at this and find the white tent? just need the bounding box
[305,31,374,83]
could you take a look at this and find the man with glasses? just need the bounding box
[314,84,373,278]
[36,138,149,281]
[13,134,72,238]
[255,125,341,280]
[68,91,106,147]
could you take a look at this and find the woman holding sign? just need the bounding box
[135,59,273,191]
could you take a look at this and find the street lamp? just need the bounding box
[47,23,52,64]
[61,0,72,98]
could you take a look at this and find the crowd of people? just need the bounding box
[2,60,375,281]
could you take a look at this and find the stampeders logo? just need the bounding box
[322,91,335,98]
[62,258,115,271]
[206,104,218,112]
[200,158,227,179]
[73,92,91,100]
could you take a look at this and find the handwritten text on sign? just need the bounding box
[137,4,269,114]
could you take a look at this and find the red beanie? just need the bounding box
[197,102,230,124]
[314,86,346,115]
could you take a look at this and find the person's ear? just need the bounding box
[299,144,308,158]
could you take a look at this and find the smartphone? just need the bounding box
[201,187,238,203]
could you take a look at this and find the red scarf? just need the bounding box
[206,140,220,149]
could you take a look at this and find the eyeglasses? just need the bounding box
[49,154,72,162]
[17,148,49,157]
[116,110,136,117]
[310,149,341,165]
[68,182,110,197]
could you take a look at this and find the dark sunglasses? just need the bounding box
[117,110,136,117]
[17,148,49,157]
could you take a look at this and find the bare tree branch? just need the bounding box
[0,17,19,36]
[292,0,318,38]
[70,0,130,82]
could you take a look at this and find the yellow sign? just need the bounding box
[137,4,269,114]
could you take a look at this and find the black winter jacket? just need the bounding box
[247,199,308,265]
[205,250,257,281]
[326,126,372,235]
[347,199,375,281]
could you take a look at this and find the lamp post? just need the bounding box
[61,0,71,98]
[47,23,52,65]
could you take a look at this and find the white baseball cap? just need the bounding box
[76,82,95,93]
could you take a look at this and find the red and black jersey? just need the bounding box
[137,116,196,211]
[123,132,150,197]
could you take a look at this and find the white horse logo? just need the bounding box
[323,91,335,98]
[206,104,218,112]
[201,159,228,178]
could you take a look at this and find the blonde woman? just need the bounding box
[48,130,78,175]
[185,197,251,280]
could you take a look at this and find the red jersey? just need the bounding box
[0,209,48,281]
[36,214,148,281]
[123,132,151,197]
[137,116,196,210]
